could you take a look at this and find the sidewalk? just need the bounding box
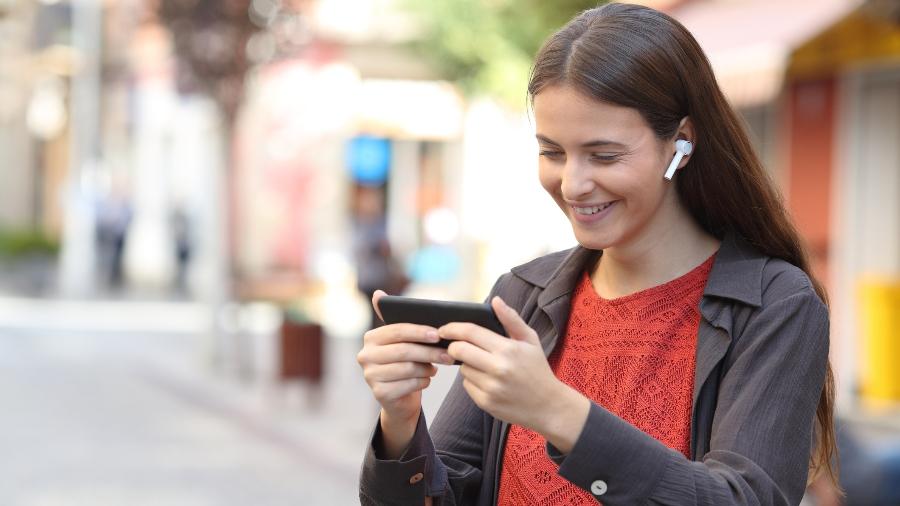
[0,294,383,505]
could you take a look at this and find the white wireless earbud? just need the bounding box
[664,139,693,180]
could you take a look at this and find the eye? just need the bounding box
[590,153,620,163]
[539,150,565,160]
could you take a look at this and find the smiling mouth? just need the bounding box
[572,202,615,215]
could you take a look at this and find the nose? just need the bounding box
[560,158,594,201]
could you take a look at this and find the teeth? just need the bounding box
[574,202,613,215]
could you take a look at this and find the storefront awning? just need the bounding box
[669,0,864,107]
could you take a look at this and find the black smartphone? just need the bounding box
[377,295,507,349]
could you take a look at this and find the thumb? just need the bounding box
[372,290,387,323]
[492,296,540,345]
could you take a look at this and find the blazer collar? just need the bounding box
[701,232,766,308]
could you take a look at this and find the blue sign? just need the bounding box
[408,245,461,283]
[347,136,391,185]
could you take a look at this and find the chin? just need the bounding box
[572,229,616,251]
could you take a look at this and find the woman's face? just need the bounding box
[533,84,680,252]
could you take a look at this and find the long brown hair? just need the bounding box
[528,2,837,485]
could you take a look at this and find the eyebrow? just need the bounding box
[536,134,627,149]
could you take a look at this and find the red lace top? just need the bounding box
[497,254,715,505]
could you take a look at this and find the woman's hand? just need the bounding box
[440,296,590,453]
[356,290,455,458]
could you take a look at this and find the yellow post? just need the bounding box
[859,278,900,402]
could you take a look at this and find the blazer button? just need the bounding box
[590,480,608,496]
[409,472,424,484]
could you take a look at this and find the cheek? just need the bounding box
[619,155,667,196]
[537,163,559,196]
[617,170,670,222]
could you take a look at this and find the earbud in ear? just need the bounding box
[664,140,693,180]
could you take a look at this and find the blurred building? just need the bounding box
[664,0,900,405]
[0,0,71,238]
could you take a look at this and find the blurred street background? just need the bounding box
[0,0,899,504]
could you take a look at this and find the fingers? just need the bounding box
[357,323,452,397]
[364,362,438,383]
[360,341,453,366]
[461,377,488,409]
[492,296,541,345]
[446,340,494,371]
[439,322,505,353]
[372,377,432,403]
[364,323,439,346]
[459,364,496,393]
[452,341,518,387]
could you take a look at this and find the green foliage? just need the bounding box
[403,0,605,107]
[0,229,60,258]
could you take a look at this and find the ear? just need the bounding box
[674,116,696,170]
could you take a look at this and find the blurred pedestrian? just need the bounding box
[95,189,132,289]
[353,184,409,330]
[357,3,835,505]
[170,206,192,294]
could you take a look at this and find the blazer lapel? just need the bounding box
[694,233,767,405]
[535,246,599,356]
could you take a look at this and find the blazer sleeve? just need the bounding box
[546,285,830,505]
[358,373,489,506]
[359,275,515,506]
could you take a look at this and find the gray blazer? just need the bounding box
[359,233,830,505]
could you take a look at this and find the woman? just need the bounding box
[356,3,836,505]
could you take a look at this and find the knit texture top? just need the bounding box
[497,253,715,505]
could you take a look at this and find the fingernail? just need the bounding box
[496,297,514,313]
[440,353,454,365]
[425,330,439,342]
